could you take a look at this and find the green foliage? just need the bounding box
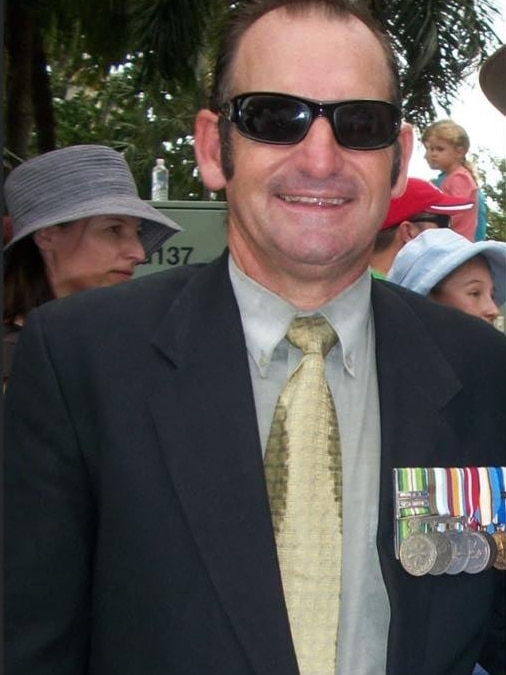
[129,0,221,86]
[4,0,504,201]
[372,0,502,126]
[474,154,506,241]
[50,53,208,199]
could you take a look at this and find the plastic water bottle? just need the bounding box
[151,158,169,201]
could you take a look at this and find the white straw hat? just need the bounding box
[387,229,506,306]
[4,145,182,256]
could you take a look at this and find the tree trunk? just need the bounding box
[5,0,34,160]
[31,25,57,153]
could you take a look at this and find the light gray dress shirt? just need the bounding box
[229,255,390,675]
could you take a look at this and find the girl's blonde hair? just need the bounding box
[421,119,478,181]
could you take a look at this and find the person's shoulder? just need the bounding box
[375,279,506,357]
[444,166,477,190]
[3,323,22,343]
[104,262,207,301]
[17,258,230,368]
[42,261,211,321]
[376,277,493,325]
[25,259,226,349]
[3,323,23,379]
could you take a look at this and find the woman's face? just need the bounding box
[429,256,500,324]
[36,215,146,297]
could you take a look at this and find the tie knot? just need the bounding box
[286,315,337,357]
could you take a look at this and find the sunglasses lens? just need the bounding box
[237,95,310,144]
[229,94,400,148]
[334,101,399,149]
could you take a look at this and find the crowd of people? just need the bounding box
[3,1,506,675]
[370,176,475,278]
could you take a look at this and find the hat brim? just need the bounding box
[479,45,506,115]
[413,241,506,306]
[4,195,182,258]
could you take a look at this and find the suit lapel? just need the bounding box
[148,254,298,675]
[372,282,463,674]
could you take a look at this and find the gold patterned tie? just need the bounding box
[264,314,342,675]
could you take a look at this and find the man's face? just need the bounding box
[195,8,412,297]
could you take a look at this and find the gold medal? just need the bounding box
[492,530,506,570]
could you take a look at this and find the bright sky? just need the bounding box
[409,15,506,181]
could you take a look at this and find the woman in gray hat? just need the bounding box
[3,144,181,387]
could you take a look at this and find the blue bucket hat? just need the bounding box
[387,229,506,306]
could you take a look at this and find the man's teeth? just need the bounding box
[281,195,345,206]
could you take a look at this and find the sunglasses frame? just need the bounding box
[219,92,402,150]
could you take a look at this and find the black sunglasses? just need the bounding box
[219,92,402,150]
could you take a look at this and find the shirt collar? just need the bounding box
[229,255,372,377]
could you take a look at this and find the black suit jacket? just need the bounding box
[5,252,506,675]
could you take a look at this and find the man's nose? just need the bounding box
[295,117,346,178]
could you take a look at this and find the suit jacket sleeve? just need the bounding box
[5,309,95,675]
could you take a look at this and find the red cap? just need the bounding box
[381,177,474,230]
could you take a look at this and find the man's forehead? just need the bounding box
[236,6,380,55]
[231,7,391,96]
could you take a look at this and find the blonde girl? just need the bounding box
[422,120,486,241]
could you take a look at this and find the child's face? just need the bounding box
[429,256,499,324]
[423,135,465,173]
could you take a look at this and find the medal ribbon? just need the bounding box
[477,467,492,529]
[427,468,437,514]
[396,468,429,516]
[468,467,481,529]
[448,467,465,517]
[487,467,501,533]
[434,467,450,517]
[497,467,506,526]
[395,468,430,546]
[462,467,472,520]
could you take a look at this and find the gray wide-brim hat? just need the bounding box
[4,145,182,257]
[387,229,506,307]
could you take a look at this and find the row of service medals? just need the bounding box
[394,467,506,576]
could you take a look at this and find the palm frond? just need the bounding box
[373,0,502,125]
[129,0,221,85]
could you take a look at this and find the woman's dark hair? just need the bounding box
[4,237,55,324]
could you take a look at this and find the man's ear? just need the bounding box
[398,220,420,243]
[193,110,227,192]
[33,226,58,251]
[391,123,414,199]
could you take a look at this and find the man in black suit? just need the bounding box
[5,1,505,674]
